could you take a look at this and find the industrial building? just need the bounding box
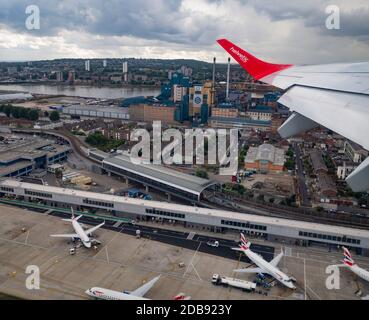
[246,105,273,121]
[63,105,130,120]
[0,92,33,102]
[245,144,285,173]
[1,179,369,255]
[208,117,271,130]
[88,149,217,202]
[0,134,70,178]
[128,103,177,124]
[212,103,239,118]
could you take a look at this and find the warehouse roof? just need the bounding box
[103,153,216,195]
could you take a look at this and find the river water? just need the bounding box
[0,84,161,99]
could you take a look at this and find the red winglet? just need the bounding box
[217,39,293,80]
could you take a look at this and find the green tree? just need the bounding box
[195,169,209,179]
[49,111,60,122]
[4,105,12,117]
[28,109,39,121]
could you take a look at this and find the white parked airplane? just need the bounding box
[85,275,161,300]
[217,38,369,192]
[50,208,105,248]
[340,247,369,282]
[232,233,296,289]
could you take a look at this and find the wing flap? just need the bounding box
[346,157,369,192]
[278,86,369,150]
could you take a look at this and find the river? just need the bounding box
[0,84,161,99]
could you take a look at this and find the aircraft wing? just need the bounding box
[84,222,105,236]
[233,267,264,273]
[269,251,284,267]
[217,39,369,192]
[50,233,79,238]
[129,275,161,297]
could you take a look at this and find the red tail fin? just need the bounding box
[343,247,355,267]
[240,233,250,250]
[217,39,293,80]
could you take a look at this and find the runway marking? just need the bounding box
[105,246,110,264]
[25,231,30,245]
[113,221,122,228]
[186,232,196,240]
[183,242,202,281]
[307,285,322,300]
[0,236,46,250]
[284,246,292,257]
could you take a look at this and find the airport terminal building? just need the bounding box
[1,179,369,256]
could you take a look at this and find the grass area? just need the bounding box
[85,131,125,152]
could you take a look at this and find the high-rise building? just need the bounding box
[173,85,187,103]
[122,61,128,82]
[188,81,215,117]
[103,59,107,68]
[85,60,90,72]
[122,61,128,73]
[67,70,75,83]
[180,65,193,77]
[56,71,63,82]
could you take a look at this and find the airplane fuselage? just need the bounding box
[72,220,91,248]
[85,287,149,300]
[244,249,296,289]
[348,264,369,282]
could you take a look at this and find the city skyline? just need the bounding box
[0,0,368,64]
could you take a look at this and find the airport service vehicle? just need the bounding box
[207,240,219,247]
[232,233,296,289]
[338,247,369,282]
[217,38,369,192]
[211,274,256,292]
[86,275,161,300]
[50,208,105,248]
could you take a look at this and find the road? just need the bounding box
[293,143,310,207]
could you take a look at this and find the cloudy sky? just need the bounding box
[0,0,368,64]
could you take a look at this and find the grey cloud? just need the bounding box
[0,0,221,45]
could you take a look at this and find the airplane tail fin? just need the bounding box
[239,233,251,251]
[173,293,191,300]
[343,247,355,267]
[217,39,293,80]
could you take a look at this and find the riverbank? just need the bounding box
[0,84,161,99]
[0,81,161,89]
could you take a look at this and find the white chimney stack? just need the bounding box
[226,57,231,100]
